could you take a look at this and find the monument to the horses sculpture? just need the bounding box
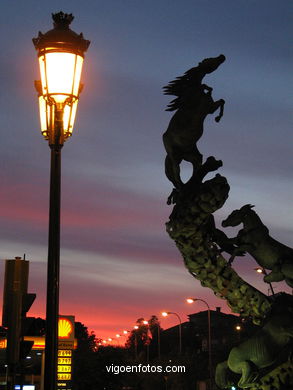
[163,56,293,390]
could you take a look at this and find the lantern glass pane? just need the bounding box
[39,56,47,96]
[63,104,70,132]
[38,95,47,132]
[63,99,78,135]
[68,99,78,134]
[39,52,83,103]
[72,56,84,97]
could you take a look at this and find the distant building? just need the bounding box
[160,306,257,357]
[159,307,257,389]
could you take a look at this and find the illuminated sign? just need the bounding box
[58,357,72,365]
[58,349,72,357]
[58,340,74,349]
[0,337,77,350]
[58,316,74,340]
[0,339,7,348]
[57,373,71,380]
[58,318,73,339]
[58,365,71,373]
[57,315,75,390]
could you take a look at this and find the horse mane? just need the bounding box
[163,66,203,111]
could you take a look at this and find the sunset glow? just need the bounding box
[0,1,291,345]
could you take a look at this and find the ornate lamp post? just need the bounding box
[33,12,90,390]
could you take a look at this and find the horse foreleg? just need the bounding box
[214,99,225,122]
[202,83,213,95]
[164,155,183,189]
[215,361,232,389]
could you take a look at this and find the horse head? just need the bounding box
[198,54,226,74]
[222,204,255,227]
[163,54,226,111]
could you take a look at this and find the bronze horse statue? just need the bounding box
[215,294,293,389]
[163,55,225,189]
[222,204,293,288]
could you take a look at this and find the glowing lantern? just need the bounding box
[33,12,90,145]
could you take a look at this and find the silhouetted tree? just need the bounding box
[72,322,100,389]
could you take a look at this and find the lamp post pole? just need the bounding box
[157,324,161,360]
[45,134,62,389]
[33,12,90,390]
[143,321,150,363]
[161,312,182,354]
[133,326,139,359]
[186,298,212,390]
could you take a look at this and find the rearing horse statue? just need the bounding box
[163,54,225,189]
[222,204,293,287]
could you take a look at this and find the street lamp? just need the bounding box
[161,311,182,354]
[143,320,150,363]
[186,298,212,390]
[254,267,275,296]
[133,326,139,359]
[33,12,90,390]
[116,334,121,346]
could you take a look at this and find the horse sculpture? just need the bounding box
[163,55,225,189]
[222,204,293,287]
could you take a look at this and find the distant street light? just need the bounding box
[161,311,182,354]
[119,330,129,347]
[254,267,275,295]
[116,334,121,346]
[235,324,242,342]
[108,337,119,345]
[33,12,89,390]
[186,298,212,390]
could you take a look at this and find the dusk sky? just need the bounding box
[0,1,292,341]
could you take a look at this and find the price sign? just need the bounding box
[58,365,71,373]
[57,315,75,390]
[58,357,72,364]
[58,349,72,357]
[57,373,71,380]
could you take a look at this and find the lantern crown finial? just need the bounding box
[52,12,74,29]
[33,11,90,54]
